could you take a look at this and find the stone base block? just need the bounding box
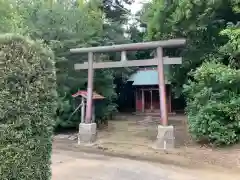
[78,123,97,145]
[155,125,175,149]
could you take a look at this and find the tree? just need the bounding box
[141,0,240,145]
[184,62,240,145]
[219,0,240,69]
[0,0,143,129]
[102,0,133,22]
[0,0,24,33]
[0,34,56,180]
[11,0,135,128]
[142,0,240,95]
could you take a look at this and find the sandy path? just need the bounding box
[52,149,240,180]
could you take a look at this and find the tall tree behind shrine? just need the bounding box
[141,0,240,95]
[102,0,133,22]
[0,0,135,129]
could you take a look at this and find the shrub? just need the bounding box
[0,34,57,180]
[184,62,240,146]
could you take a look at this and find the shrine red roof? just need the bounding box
[72,91,105,100]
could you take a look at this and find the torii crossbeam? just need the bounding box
[71,39,186,126]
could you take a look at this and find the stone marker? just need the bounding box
[78,123,97,145]
[155,125,175,149]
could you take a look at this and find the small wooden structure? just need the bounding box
[128,67,172,113]
[72,90,105,123]
[134,86,172,113]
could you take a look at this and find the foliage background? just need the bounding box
[0,0,137,129]
[140,0,240,145]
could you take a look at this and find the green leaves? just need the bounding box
[0,34,57,180]
[219,22,240,68]
[0,0,23,33]
[143,0,239,94]
[11,0,126,128]
[184,62,240,146]
[142,0,240,146]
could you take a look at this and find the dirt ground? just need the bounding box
[52,148,240,180]
[95,114,240,169]
[54,114,240,171]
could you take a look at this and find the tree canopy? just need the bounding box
[0,0,136,128]
[142,0,240,95]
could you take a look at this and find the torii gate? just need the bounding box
[70,39,186,148]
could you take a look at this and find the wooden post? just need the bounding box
[121,51,127,61]
[150,90,153,112]
[141,89,145,113]
[168,86,172,113]
[81,97,85,123]
[85,52,94,124]
[92,103,95,123]
[135,90,138,112]
[157,47,168,126]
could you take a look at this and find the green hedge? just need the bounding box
[184,62,240,146]
[0,34,57,179]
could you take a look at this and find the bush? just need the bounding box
[184,62,240,146]
[0,34,57,180]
